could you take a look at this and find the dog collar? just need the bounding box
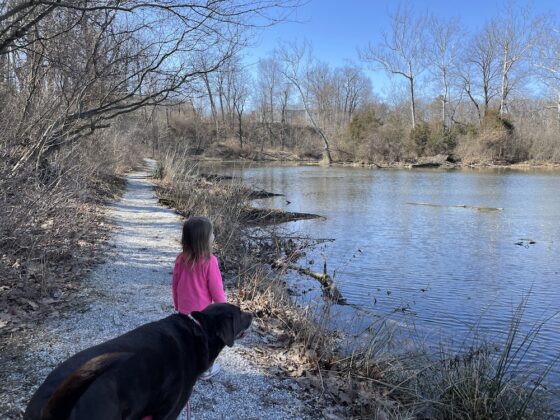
[187,314,202,329]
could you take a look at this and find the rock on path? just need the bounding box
[1,160,314,419]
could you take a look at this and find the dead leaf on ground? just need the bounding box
[321,407,346,420]
[23,299,39,310]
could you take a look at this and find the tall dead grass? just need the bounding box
[234,265,555,418]
[153,151,555,418]
[152,151,253,270]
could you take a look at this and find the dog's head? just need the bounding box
[195,303,253,348]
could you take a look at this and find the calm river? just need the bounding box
[212,163,560,386]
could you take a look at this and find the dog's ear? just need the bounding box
[216,313,235,347]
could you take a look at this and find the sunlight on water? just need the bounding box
[212,163,560,384]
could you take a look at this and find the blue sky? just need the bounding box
[245,0,560,97]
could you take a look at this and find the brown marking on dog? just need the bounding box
[41,352,132,420]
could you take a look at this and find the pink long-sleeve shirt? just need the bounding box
[172,253,226,314]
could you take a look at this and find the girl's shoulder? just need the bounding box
[175,252,194,269]
[207,255,221,272]
[177,253,216,270]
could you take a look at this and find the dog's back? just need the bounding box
[25,304,252,419]
[36,352,133,419]
[25,315,206,420]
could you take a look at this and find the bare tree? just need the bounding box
[427,15,464,130]
[256,56,281,149]
[535,21,560,129]
[196,53,221,142]
[257,57,280,124]
[278,75,292,150]
[305,61,335,130]
[491,2,542,116]
[0,0,301,173]
[458,23,501,122]
[230,62,251,149]
[335,65,372,123]
[278,41,333,163]
[304,61,371,141]
[360,4,428,129]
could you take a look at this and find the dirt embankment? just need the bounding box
[193,143,560,171]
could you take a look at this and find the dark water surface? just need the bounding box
[213,163,560,385]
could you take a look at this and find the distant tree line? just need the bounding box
[2,1,560,170]
[161,2,560,164]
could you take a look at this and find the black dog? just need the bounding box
[25,303,252,420]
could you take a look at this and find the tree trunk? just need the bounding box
[291,78,333,164]
[408,66,416,129]
[410,78,416,130]
[202,74,219,142]
[280,105,286,151]
[237,110,243,149]
[442,68,448,131]
[557,91,560,132]
[500,48,509,116]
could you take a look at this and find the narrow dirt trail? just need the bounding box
[2,160,314,419]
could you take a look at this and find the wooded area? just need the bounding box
[150,3,560,165]
[0,0,297,329]
[2,1,559,180]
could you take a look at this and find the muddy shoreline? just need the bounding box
[188,153,560,171]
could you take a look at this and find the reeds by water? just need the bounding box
[155,153,556,419]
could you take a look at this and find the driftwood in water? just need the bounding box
[410,162,441,168]
[272,259,346,304]
[248,190,284,199]
[408,155,455,168]
[198,173,237,182]
[241,207,323,225]
[407,202,503,212]
[515,238,536,246]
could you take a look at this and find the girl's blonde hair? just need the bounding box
[181,216,213,265]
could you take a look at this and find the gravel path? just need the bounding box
[1,160,316,419]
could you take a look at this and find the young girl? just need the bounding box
[172,216,226,379]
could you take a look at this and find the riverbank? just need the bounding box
[190,144,560,171]
[0,161,325,419]
[154,155,557,418]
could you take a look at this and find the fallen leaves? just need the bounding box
[0,200,114,338]
[232,283,403,419]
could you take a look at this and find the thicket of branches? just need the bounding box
[0,0,298,321]
[163,2,560,164]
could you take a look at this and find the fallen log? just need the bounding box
[198,173,237,182]
[272,259,346,304]
[406,202,503,212]
[241,207,323,225]
[248,190,284,199]
[410,162,441,168]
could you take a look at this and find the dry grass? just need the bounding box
[152,151,556,418]
[232,264,555,419]
[153,151,252,270]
